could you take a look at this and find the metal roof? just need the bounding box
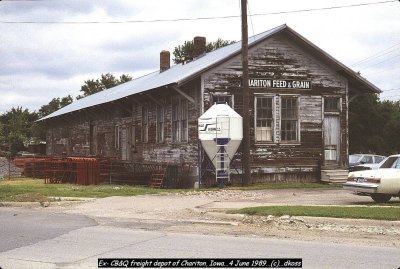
[39,24,380,121]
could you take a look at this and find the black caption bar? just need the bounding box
[98,258,302,268]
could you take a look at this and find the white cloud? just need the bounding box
[0,0,399,113]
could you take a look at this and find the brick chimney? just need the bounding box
[160,50,170,72]
[193,36,206,59]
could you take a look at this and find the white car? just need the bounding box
[343,154,400,203]
[356,157,388,170]
[348,154,386,172]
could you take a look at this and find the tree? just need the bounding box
[173,38,236,64]
[0,107,39,158]
[38,95,73,118]
[378,100,400,155]
[349,93,387,154]
[76,73,132,99]
[173,41,195,65]
[206,38,237,51]
[349,94,400,156]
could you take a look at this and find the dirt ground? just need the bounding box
[6,188,400,248]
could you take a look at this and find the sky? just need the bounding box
[0,0,399,114]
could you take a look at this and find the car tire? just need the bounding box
[371,194,391,203]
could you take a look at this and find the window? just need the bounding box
[172,98,188,142]
[281,97,298,142]
[360,155,373,164]
[141,106,148,143]
[324,97,340,112]
[381,157,399,168]
[374,156,385,163]
[115,125,120,149]
[172,99,179,142]
[156,105,164,143]
[254,95,299,143]
[325,146,337,161]
[212,94,233,107]
[89,123,95,155]
[180,99,188,142]
[255,97,274,142]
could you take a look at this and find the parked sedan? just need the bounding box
[343,154,400,203]
[354,157,388,171]
[348,154,386,172]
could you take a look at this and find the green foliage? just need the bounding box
[206,38,236,51]
[0,179,179,201]
[76,73,132,99]
[0,73,132,155]
[38,95,73,118]
[349,94,400,155]
[230,205,400,221]
[0,107,39,158]
[173,38,236,64]
[173,41,194,64]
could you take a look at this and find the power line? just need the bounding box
[380,94,400,99]
[361,56,400,76]
[365,54,400,68]
[247,1,255,39]
[351,42,400,67]
[0,0,397,24]
[381,87,400,92]
[379,90,400,97]
[251,0,397,16]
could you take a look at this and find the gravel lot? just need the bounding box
[55,188,400,248]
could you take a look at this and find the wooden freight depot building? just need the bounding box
[40,24,380,186]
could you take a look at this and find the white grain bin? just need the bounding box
[198,103,243,183]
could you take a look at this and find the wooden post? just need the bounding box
[241,0,251,185]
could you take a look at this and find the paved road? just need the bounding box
[0,208,97,252]
[0,208,399,269]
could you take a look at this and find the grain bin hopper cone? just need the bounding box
[198,103,243,186]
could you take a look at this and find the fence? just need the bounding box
[13,156,100,185]
[11,156,194,188]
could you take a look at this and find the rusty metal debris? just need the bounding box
[13,156,192,188]
[14,156,100,185]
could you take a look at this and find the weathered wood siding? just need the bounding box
[45,82,201,175]
[202,33,348,182]
[45,31,352,185]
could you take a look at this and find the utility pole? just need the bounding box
[241,0,251,185]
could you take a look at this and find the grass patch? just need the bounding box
[230,205,400,221]
[0,178,342,203]
[0,178,179,202]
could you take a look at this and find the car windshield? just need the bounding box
[380,157,400,169]
[349,154,362,163]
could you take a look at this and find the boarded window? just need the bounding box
[172,99,179,142]
[141,106,148,143]
[255,97,273,142]
[172,98,188,142]
[115,125,120,149]
[212,95,233,107]
[157,105,164,143]
[324,97,340,112]
[324,115,340,162]
[89,123,95,155]
[180,99,188,142]
[281,97,298,142]
[324,98,341,162]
